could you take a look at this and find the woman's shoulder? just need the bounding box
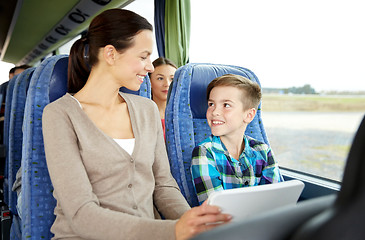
[43,93,77,115]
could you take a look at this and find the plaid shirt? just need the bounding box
[191,135,283,204]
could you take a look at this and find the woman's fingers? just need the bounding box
[175,203,232,240]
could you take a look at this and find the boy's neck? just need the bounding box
[220,132,246,160]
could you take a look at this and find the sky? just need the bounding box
[1,0,364,92]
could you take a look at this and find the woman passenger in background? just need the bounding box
[149,57,177,138]
[42,8,230,240]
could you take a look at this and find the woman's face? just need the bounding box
[150,64,176,102]
[113,30,154,91]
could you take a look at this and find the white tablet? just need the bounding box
[207,180,304,222]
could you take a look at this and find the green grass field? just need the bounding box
[262,94,365,112]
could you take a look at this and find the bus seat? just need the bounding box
[3,75,20,206]
[21,55,68,240]
[165,63,269,207]
[2,75,19,240]
[192,114,365,240]
[8,68,34,240]
[8,68,34,215]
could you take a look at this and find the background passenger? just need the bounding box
[191,74,283,204]
[149,57,177,138]
[8,64,31,79]
[42,9,230,240]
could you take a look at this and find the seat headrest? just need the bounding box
[188,64,260,119]
[49,57,68,102]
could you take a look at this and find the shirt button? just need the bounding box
[133,205,138,210]
[130,159,134,163]
[128,184,133,188]
[244,181,249,186]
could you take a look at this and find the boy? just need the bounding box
[191,74,283,204]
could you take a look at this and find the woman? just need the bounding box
[149,57,177,137]
[42,9,230,240]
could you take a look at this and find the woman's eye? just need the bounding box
[157,77,164,81]
[141,56,147,60]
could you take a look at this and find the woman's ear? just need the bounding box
[103,45,116,65]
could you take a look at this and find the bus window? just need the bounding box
[58,35,81,55]
[190,0,365,182]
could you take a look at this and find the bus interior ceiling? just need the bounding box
[0,0,135,65]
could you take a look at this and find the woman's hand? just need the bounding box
[175,201,232,240]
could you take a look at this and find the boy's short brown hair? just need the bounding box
[207,74,261,110]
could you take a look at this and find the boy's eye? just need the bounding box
[141,56,147,60]
[224,103,231,108]
[170,77,174,82]
[157,77,164,81]
[208,102,214,107]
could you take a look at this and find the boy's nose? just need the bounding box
[212,108,220,116]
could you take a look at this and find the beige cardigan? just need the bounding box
[42,93,190,240]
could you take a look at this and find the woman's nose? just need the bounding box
[146,59,154,73]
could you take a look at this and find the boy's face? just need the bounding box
[207,86,254,140]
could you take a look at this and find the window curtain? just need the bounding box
[164,0,191,67]
[154,0,166,57]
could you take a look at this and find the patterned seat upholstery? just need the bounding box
[20,54,151,239]
[165,63,270,207]
[7,68,35,240]
[8,68,34,215]
[21,55,69,239]
[3,76,18,207]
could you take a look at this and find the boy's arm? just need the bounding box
[191,146,224,205]
[260,147,284,184]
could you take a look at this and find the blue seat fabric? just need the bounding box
[8,68,34,215]
[3,75,19,206]
[165,63,269,207]
[8,68,35,240]
[21,55,68,239]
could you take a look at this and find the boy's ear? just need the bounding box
[244,108,257,123]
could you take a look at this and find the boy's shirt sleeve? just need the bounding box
[191,145,224,205]
[259,147,284,184]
